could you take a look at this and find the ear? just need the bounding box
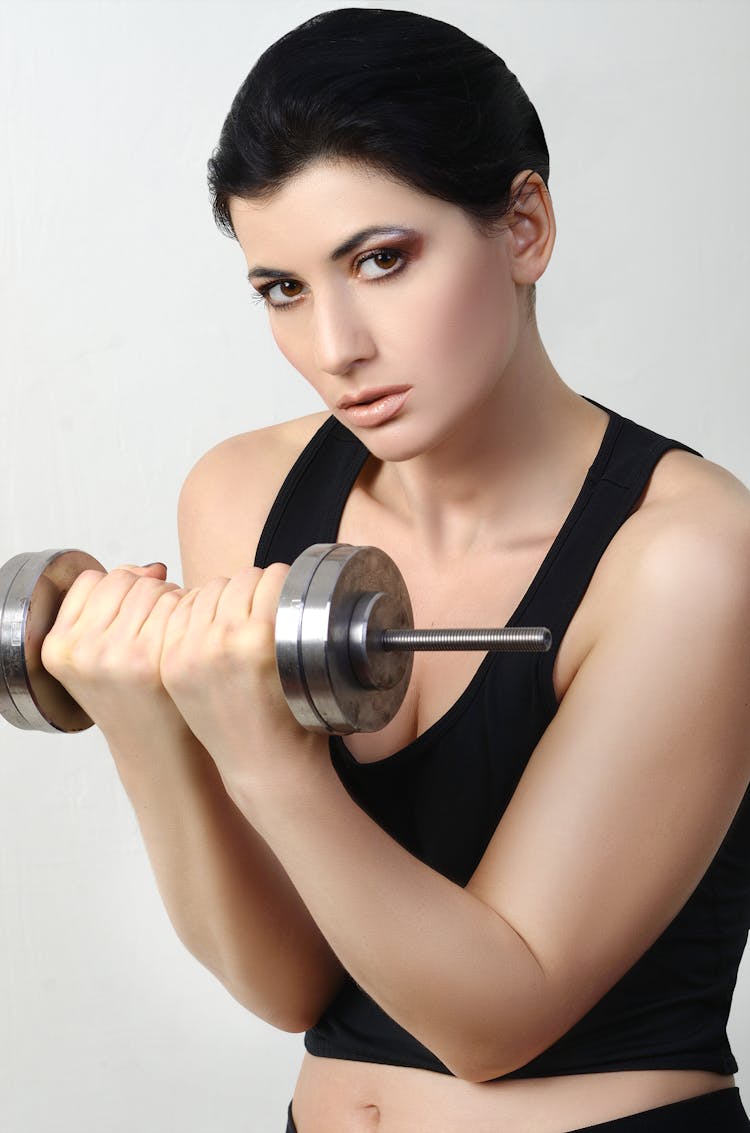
[506,171,556,286]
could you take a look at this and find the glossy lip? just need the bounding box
[337,384,411,410]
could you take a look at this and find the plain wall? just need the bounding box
[1,1,748,1129]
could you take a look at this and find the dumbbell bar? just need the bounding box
[0,545,551,736]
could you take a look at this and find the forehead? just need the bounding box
[229,159,472,261]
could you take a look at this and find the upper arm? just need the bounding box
[176,413,328,587]
[467,499,750,1064]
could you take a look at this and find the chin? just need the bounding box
[345,417,453,464]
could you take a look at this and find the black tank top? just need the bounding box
[254,395,750,1079]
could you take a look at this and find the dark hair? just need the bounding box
[207,7,550,314]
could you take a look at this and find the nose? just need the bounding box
[312,287,375,377]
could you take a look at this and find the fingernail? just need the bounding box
[143,562,167,569]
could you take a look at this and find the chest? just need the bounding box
[332,527,594,764]
[313,442,690,766]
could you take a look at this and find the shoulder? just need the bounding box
[641,444,750,518]
[558,444,750,693]
[177,411,330,586]
[628,448,749,573]
[590,447,750,650]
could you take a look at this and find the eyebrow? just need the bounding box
[246,225,419,282]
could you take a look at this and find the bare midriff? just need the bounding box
[292,1055,735,1132]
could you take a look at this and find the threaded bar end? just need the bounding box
[379,627,551,653]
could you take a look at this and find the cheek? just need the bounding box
[269,321,297,366]
[397,259,516,379]
[269,321,321,389]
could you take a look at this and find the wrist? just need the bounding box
[103,699,196,759]
[223,730,335,824]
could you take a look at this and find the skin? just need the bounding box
[42,159,750,1131]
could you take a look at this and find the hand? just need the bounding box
[41,563,187,743]
[159,564,326,799]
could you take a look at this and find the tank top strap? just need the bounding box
[254,416,369,568]
[526,395,703,704]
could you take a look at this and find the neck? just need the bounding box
[369,326,609,562]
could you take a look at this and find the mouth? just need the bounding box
[337,385,411,410]
[337,386,412,428]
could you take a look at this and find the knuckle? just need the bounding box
[68,638,100,674]
[108,567,136,582]
[41,634,66,676]
[123,650,160,685]
[239,620,276,673]
[156,586,184,604]
[132,575,164,595]
[73,569,105,588]
[97,641,160,685]
[199,575,227,590]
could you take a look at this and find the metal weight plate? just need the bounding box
[0,549,105,732]
[275,544,413,735]
[0,553,32,729]
[309,545,413,733]
[275,546,334,732]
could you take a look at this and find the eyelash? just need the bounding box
[251,246,410,312]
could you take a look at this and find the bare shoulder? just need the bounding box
[640,452,750,624]
[177,411,330,586]
[644,446,750,516]
[590,448,750,644]
[627,448,750,562]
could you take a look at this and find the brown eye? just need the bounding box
[260,278,305,308]
[357,247,407,279]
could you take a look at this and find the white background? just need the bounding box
[1,1,748,1129]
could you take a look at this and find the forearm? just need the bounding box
[153,560,547,1073]
[106,714,344,1031]
[232,754,549,1081]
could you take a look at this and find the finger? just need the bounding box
[114,578,184,637]
[213,566,263,628]
[69,568,148,636]
[135,586,186,642]
[113,563,168,578]
[53,561,171,632]
[249,562,291,625]
[52,569,108,631]
[52,565,148,633]
[161,587,201,651]
[180,576,233,633]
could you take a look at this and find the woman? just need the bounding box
[42,8,750,1132]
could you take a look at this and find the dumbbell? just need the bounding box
[0,544,551,736]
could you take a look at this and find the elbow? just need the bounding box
[219,972,324,1034]
[170,929,338,1034]
[439,957,560,1082]
[252,981,329,1034]
[252,1002,317,1035]
[218,957,345,1034]
[170,933,317,1033]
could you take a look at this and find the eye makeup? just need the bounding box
[246,225,420,283]
[249,240,416,312]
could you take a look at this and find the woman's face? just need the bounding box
[229,159,522,461]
